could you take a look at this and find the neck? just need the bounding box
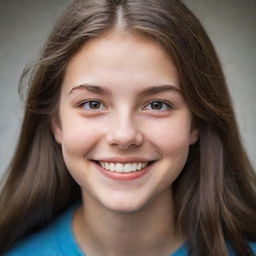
[72,189,185,256]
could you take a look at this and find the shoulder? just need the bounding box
[248,241,256,255]
[176,240,256,256]
[4,203,82,256]
[226,240,256,256]
[4,227,60,256]
[170,240,256,256]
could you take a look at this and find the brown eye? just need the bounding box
[144,101,171,111]
[89,101,101,109]
[81,101,105,110]
[151,101,163,110]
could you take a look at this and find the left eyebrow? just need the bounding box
[138,84,181,97]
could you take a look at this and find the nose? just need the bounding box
[106,113,143,150]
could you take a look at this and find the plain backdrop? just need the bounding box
[0,0,255,177]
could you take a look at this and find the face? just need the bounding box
[52,30,198,213]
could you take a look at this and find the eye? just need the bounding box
[143,100,172,111]
[79,100,106,111]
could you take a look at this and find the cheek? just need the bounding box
[60,115,102,158]
[144,112,192,157]
[59,116,103,186]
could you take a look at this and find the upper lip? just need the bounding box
[92,157,157,163]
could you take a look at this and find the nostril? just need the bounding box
[106,128,143,149]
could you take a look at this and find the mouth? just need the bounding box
[92,160,156,173]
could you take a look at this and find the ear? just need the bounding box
[50,115,63,144]
[189,128,199,145]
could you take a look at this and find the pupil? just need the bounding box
[89,101,100,109]
[151,101,162,109]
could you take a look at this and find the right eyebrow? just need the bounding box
[68,84,112,96]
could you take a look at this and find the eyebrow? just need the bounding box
[68,84,111,96]
[139,84,180,96]
[68,83,180,96]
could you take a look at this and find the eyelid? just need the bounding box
[77,99,107,110]
[75,98,174,111]
[142,99,174,110]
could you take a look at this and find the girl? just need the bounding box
[0,0,255,255]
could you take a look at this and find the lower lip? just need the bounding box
[93,161,154,181]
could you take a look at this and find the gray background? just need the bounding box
[0,0,255,177]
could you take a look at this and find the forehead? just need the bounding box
[62,30,179,94]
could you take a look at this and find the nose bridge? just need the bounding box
[106,107,143,149]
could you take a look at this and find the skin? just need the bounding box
[51,30,199,256]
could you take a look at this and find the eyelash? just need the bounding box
[77,99,173,111]
[143,99,173,111]
[77,99,107,111]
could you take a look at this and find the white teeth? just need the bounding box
[109,163,115,170]
[116,163,123,172]
[98,161,149,173]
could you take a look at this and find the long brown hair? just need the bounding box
[0,0,255,255]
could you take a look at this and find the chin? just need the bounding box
[100,196,149,214]
[104,204,146,214]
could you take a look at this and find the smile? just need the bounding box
[95,161,155,173]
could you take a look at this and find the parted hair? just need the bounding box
[0,0,255,255]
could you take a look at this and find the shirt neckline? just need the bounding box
[57,202,189,256]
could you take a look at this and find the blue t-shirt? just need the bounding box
[4,203,256,256]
